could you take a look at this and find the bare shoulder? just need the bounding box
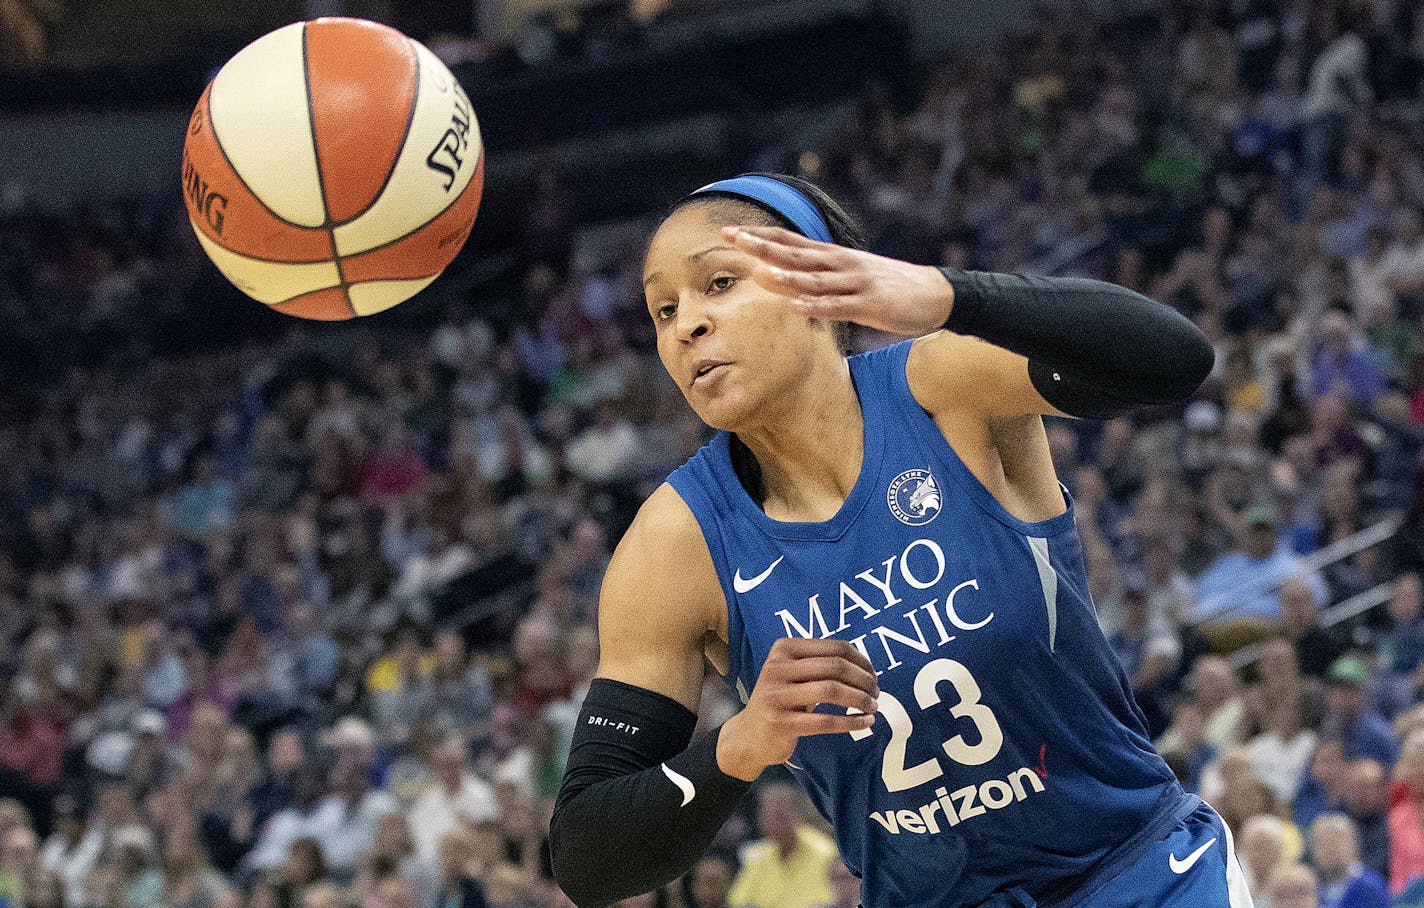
[596,482,725,712]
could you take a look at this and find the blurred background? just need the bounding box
[3,1,1424,908]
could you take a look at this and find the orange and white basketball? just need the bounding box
[181,18,484,320]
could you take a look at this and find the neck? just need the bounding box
[735,356,861,522]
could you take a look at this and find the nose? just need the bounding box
[674,293,712,343]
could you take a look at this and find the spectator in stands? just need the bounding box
[275,837,327,890]
[1340,759,1390,879]
[433,829,487,908]
[249,729,304,830]
[246,770,333,873]
[367,875,419,908]
[365,813,437,908]
[1,826,43,908]
[39,795,99,908]
[0,683,62,788]
[1297,741,1349,831]
[1310,814,1389,908]
[1271,863,1321,908]
[159,816,228,908]
[1250,687,1317,805]
[310,762,396,877]
[1140,537,1195,632]
[1108,583,1180,736]
[1157,702,1218,794]
[1178,656,1246,753]
[728,785,836,908]
[408,739,498,863]
[1311,313,1387,404]
[1389,729,1424,894]
[1321,658,1399,766]
[423,632,494,743]
[267,602,340,708]
[1378,573,1424,713]
[1214,753,1289,839]
[1280,581,1347,678]
[688,856,734,908]
[111,826,163,908]
[1195,508,1327,621]
[1240,813,1289,899]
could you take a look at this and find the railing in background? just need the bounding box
[1229,582,1396,670]
[1209,515,1405,670]
[1193,513,1403,625]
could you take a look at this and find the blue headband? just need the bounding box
[687,175,834,244]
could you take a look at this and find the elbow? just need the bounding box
[548,813,608,908]
[1165,322,1215,404]
[1136,298,1215,405]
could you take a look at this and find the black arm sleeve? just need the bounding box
[549,678,753,908]
[938,268,1215,418]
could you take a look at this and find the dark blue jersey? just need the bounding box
[667,340,1194,908]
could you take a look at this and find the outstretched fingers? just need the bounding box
[723,225,848,270]
[752,263,866,302]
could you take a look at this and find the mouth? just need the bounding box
[691,361,731,386]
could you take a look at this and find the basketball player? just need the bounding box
[549,174,1254,908]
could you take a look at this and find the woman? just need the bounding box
[1388,728,1424,894]
[549,174,1247,908]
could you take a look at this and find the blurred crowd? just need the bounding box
[5,1,1424,908]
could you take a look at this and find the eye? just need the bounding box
[707,274,736,294]
[654,302,677,321]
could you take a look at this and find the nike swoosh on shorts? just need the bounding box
[1169,837,1217,874]
[733,556,785,594]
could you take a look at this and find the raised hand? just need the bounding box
[723,224,953,338]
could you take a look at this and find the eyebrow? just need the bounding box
[642,244,735,287]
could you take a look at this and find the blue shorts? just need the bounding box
[1065,801,1254,908]
[973,801,1254,908]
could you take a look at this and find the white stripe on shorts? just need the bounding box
[1214,803,1257,908]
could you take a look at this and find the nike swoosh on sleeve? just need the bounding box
[662,764,695,806]
[733,556,785,594]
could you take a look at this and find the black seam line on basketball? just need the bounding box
[267,286,343,309]
[329,145,484,261]
[204,79,325,236]
[196,142,479,267]
[264,272,442,308]
[329,37,422,228]
[302,20,355,318]
[215,144,484,270]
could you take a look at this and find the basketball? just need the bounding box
[180,18,484,320]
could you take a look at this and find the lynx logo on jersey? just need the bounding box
[888,469,941,526]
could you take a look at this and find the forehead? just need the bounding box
[644,205,724,273]
[644,199,778,277]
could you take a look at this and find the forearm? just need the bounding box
[940,268,1215,416]
[549,680,752,908]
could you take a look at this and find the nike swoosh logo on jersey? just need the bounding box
[1169,837,1217,874]
[733,556,785,594]
[662,763,695,806]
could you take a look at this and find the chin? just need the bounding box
[685,387,756,434]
